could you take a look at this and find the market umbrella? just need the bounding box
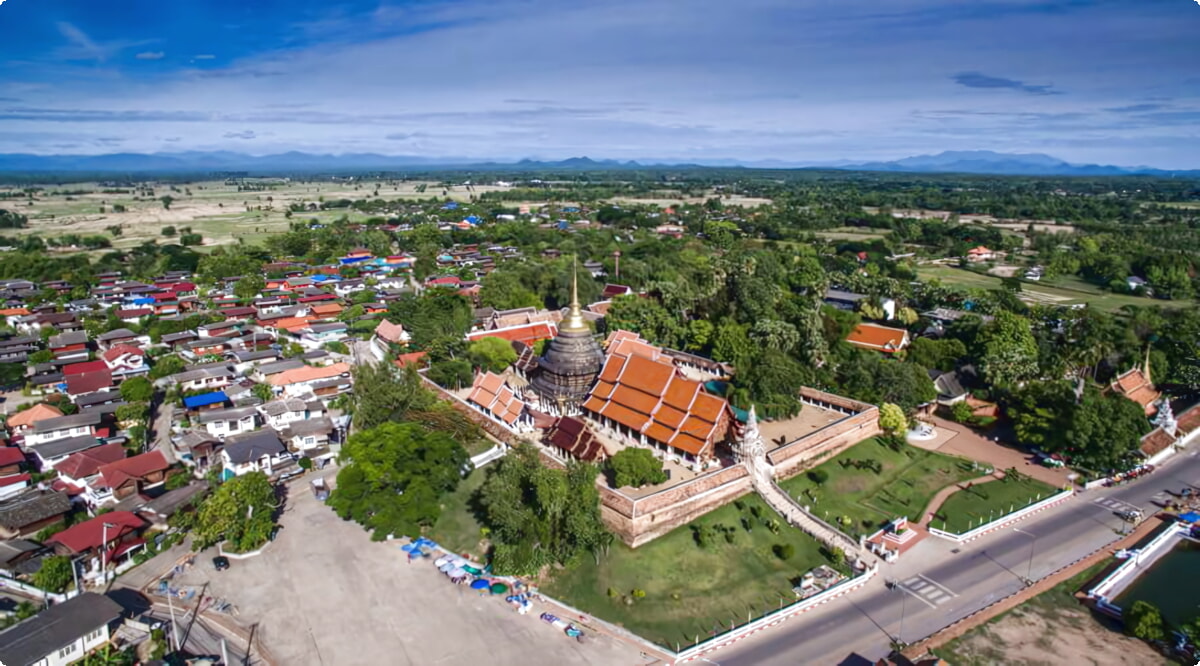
[447,567,467,579]
[490,582,508,595]
[434,555,451,567]
[438,562,455,573]
[470,579,491,590]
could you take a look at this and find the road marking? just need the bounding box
[916,574,958,598]
[895,582,938,608]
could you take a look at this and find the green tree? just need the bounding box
[160,196,174,211]
[908,337,968,372]
[478,269,543,311]
[977,311,1040,387]
[194,471,277,552]
[479,445,608,575]
[468,336,517,373]
[606,448,667,488]
[606,294,683,348]
[878,403,907,436]
[427,359,474,389]
[750,319,800,353]
[1124,600,1165,641]
[119,376,153,403]
[328,422,468,540]
[711,319,755,365]
[350,362,436,431]
[251,383,274,402]
[115,402,149,424]
[33,555,73,593]
[951,400,974,423]
[234,275,265,301]
[161,225,176,236]
[149,354,185,379]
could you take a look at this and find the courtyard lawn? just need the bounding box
[542,493,827,650]
[778,438,980,537]
[426,466,489,560]
[933,476,1059,535]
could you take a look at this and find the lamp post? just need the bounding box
[1014,528,1037,585]
[100,522,118,584]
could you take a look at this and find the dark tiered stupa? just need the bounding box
[531,263,604,414]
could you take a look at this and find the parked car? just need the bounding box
[212,556,230,572]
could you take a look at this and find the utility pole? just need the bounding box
[167,593,181,653]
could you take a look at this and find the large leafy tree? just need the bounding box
[733,348,809,418]
[118,376,153,403]
[194,472,277,552]
[1063,386,1151,472]
[329,422,468,540]
[33,555,73,593]
[479,269,542,311]
[479,445,608,575]
[386,291,473,347]
[1124,600,1166,641]
[977,311,1040,387]
[468,336,517,373]
[606,294,683,348]
[606,448,667,489]
[351,363,436,431]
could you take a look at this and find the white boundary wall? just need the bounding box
[928,489,1075,544]
[673,566,878,663]
[1087,522,1188,606]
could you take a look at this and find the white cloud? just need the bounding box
[56,22,105,61]
[136,51,166,61]
[193,54,216,60]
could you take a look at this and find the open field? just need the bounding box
[777,438,979,538]
[934,561,1169,666]
[0,181,777,252]
[813,227,888,241]
[541,492,826,649]
[932,476,1058,534]
[916,265,1188,311]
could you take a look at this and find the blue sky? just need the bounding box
[1,0,1198,166]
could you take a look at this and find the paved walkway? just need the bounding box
[910,416,1071,487]
[916,473,1000,527]
[748,457,865,560]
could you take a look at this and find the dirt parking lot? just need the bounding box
[171,478,646,666]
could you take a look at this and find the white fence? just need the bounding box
[1087,522,1187,603]
[928,489,1075,543]
[0,575,69,603]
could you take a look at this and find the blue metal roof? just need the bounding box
[339,256,372,265]
[183,391,228,409]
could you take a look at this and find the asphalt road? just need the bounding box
[717,450,1200,666]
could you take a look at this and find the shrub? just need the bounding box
[298,457,313,471]
[807,469,829,485]
[772,543,794,560]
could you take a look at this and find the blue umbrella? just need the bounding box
[470,579,491,590]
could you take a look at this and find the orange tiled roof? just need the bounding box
[1140,428,1175,457]
[0,308,30,317]
[846,323,910,352]
[581,334,730,457]
[375,319,408,345]
[466,322,557,346]
[1109,368,1160,415]
[6,403,64,429]
[310,303,344,316]
[269,362,351,386]
[1176,403,1200,435]
[467,371,526,426]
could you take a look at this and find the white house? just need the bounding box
[171,366,235,392]
[197,406,260,440]
[100,344,147,378]
[220,430,291,479]
[299,323,348,350]
[258,397,321,430]
[24,412,103,447]
[0,592,124,666]
[282,417,335,454]
[371,319,410,361]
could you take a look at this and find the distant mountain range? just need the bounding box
[0,149,1196,177]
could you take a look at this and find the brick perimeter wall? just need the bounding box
[601,465,753,548]
[769,409,881,479]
